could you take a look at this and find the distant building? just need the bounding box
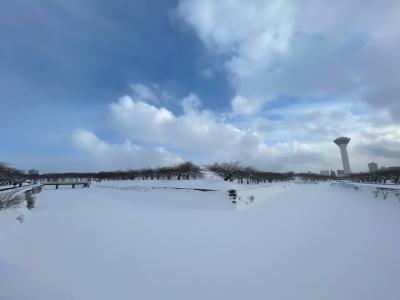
[320,170,330,176]
[337,170,345,176]
[331,170,336,177]
[368,162,378,173]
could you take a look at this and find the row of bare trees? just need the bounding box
[6,160,373,186]
[206,162,294,183]
[38,161,295,183]
[349,168,400,185]
[34,161,338,184]
[294,172,337,182]
[39,162,202,182]
[0,162,25,187]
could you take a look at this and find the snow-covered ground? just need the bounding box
[0,182,33,191]
[1,180,400,300]
[338,181,400,190]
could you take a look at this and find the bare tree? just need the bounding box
[175,162,201,180]
[0,162,25,187]
[350,167,400,185]
[207,162,244,181]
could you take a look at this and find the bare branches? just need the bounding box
[206,162,243,181]
[0,162,25,187]
[38,161,203,182]
[175,161,202,180]
[349,167,400,184]
[206,162,293,183]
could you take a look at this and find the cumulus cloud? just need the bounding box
[108,94,266,159]
[130,83,158,104]
[129,83,176,105]
[72,129,182,170]
[75,91,349,171]
[355,126,400,162]
[73,90,333,171]
[177,0,400,120]
[231,95,263,115]
[249,100,400,171]
[181,93,202,113]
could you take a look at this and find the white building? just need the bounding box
[337,170,345,176]
[368,162,378,173]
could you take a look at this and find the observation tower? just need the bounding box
[334,137,352,174]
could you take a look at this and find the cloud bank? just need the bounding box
[73,85,399,172]
[177,0,400,120]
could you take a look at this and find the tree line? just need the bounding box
[1,160,338,186]
[38,161,296,183]
[206,162,294,183]
[37,162,202,182]
[349,167,400,185]
[10,160,398,187]
[0,162,26,186]
[0,162,26,187]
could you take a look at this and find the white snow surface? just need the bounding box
[1,180,400,300]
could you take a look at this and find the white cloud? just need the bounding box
[231,95,263,115]
[129,83,159,104]
[109,95,174,144]
[177,0,400,119]
[72,129,182,170]
[129,83,177,106]
[72,129,108,155]
[108,94,265,159]
[177,0,294,52]
[247,100,400,171]
[73,93,288,170]
[355,126,400,164]
[78,94,333,171]
[181,93,202,113]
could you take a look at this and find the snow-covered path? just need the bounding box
[1,182,400,300]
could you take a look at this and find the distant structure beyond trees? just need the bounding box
[368,162,378,173]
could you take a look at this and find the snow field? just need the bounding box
[1,181,400,300]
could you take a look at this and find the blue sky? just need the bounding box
[1,0,399,173]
